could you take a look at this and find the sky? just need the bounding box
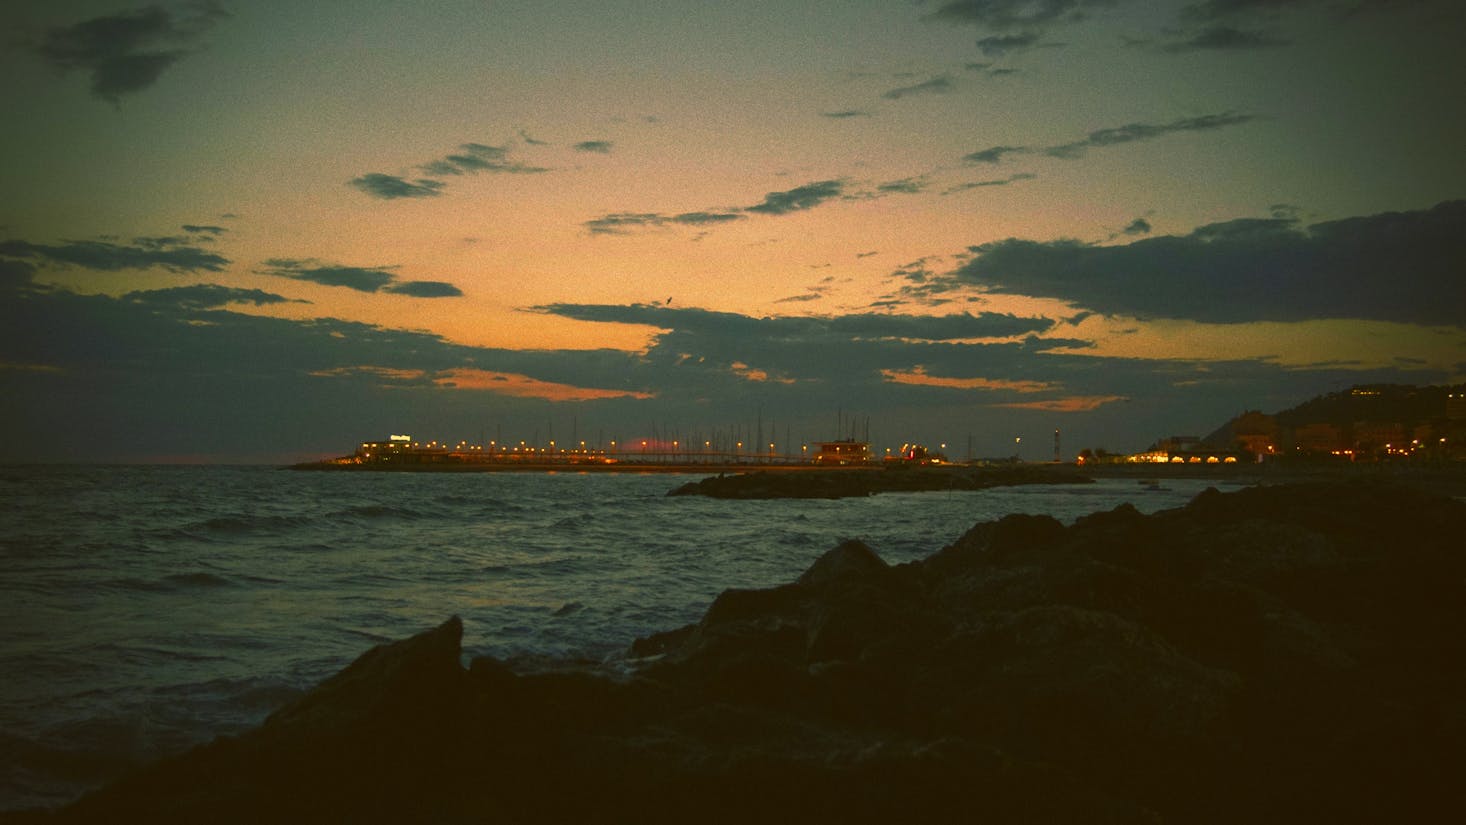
[3,0,1464,463]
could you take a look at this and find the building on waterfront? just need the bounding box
[1448,391,1466,421]
[814,440,872,465]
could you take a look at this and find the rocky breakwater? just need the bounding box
[668,462,1092,499]
[19,480,1466,824]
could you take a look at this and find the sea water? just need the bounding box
[0,464,1227,810]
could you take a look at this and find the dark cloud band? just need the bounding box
[260,259,462,298]
[955,199,1466,325]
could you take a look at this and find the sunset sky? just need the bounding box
[3,0,1464,463]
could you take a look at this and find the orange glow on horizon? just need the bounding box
[997,395,1128,412]
[880,366,1055,393]
[433,368,655,401]
[730,361,797,384]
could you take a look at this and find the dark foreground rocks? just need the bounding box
[668,463,1092,499]
[20,480,1466,824]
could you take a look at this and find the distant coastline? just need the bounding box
[285,454,1466,497]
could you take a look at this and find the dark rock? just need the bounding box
[796,538,890,588]
[668,464,1093,499]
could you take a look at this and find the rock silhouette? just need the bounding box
[667,464,1091,499]
[21,480,1466,824]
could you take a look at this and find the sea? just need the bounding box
[0,464,1230,811]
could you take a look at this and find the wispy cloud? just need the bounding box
[1160,25,1289,51]
[876,176,929,194]
[384,280,464,298]
[123,284,303,310]
[418,142,549,176]
[584,211,748,235]
[882,75,955,100]
[943,172,1036,194]
[1043,112,1259,159]
[260,259,462,297]
[821,110,870,119]
[351,142,548,200]
[433,368,653,401]
[995,395,1128,411]
[573,140,614,154]
[745,180,845,215]
[0,237,228,273]
[587,180,844,235]
[28,2,230,104]
[881,367,1056,393]
[975,32,1042,56]
[925,0,1116,30]
[348,174,447,200]
[963,145,1028,164]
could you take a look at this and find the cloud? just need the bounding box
[348,174,447,200]
[418,142,550,176]
[524,300,1417,450]
[956,113,1253,172]
[122,284,301,309]
[384,280,465,298]
[352,143,548,200]
[774,292,824,304]
[0,259,37,290]
[829,312,1053,340]
[995,395,1128,411]
[1043,112,1258,159]
[924,0,1118,30]
[433,369,652,401]
[1162,25,1289,51]
[1181,0,1315,22]
[671,211,748,226]
[261,260,394,293]
[573,140,614,154]
[976,32,1042,55]
[260,259,462,298]
[3,276,1454,462]
[590,180,847,234]
[0,237,228,273]
[821,110,870,119]
[882,75,955,100]
[881,367,1057,393]
[29,3,230,103]
[963,145,1027,164]
[584,213,665,235]
[181,224,228,237]
[745,180,845,215]
[953,199,1466,325]
[1123,217,1153,235]
[942,172,1036,194]
[584,210,747,235]
[878,178,928,194]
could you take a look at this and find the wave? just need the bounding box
[163,572,232,588]
[106,574,229,593]
[187,513,315,535]
[331,504,426,521]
